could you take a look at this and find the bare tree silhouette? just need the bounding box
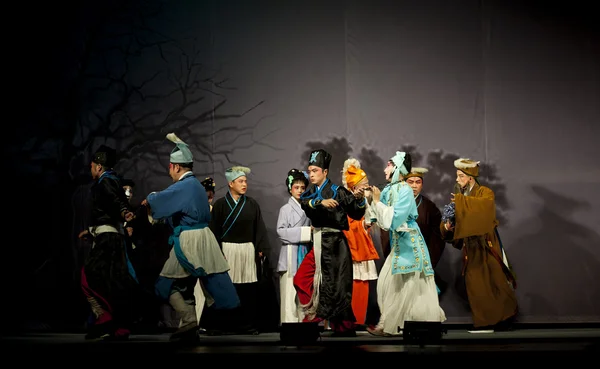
[10,0,280,330]
[507,185,600,321]
[357,147,387,187]
[421,149,510,226]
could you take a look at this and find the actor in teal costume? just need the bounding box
[367,151,445,336]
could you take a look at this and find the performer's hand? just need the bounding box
[444,221,454,232]
[353,187,365,200]
[371,186,381,203]
[363,188,373,204]
[321,199,339,208]
[450,193,456,203]
[126,227,133,237]
[78,230,90,239]
[141,199,149,207]
[123,211,135,222]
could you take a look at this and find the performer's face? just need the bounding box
[384,161,395,182]
[307,165,327,186]
[456,170,473,189]
[290,181,306,201]
[229,176,247,195]
[406,177,423,197]
[90,162,102,179]
[353,178,369,191]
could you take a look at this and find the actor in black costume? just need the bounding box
[78,145,138,340]
[207,166,271,334]
[293,148,367,337]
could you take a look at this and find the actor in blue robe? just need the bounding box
[144,133,239,341]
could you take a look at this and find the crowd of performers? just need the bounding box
[78,133,518,341]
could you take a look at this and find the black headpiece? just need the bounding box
[286,168,308,191]
[308,149,332,170]
[93,145,117,168]
[201,177,215,192]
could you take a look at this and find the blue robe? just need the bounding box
[378,181,434,276]
[147,172,238,309]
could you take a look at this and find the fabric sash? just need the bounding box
[221,193,247,239]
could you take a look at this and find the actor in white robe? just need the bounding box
[276,169,312,323]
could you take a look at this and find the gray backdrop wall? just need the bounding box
[59,0,600,324]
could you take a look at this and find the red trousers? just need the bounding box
[293,249,355,332]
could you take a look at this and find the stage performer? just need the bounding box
[368,151,446,336]
[440,158,517,333]
[293,148,366,337]
[208,165,271,334]
[79,145,139,341]
[340,158,380,326]
[276,168,312,324]
[144,133,239,341]
[405,167,447,294]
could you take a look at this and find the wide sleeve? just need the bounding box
[440,222,463,250]
[338,187,367,221]
[146,183,184,220]
[253,201,271,256]
[364,201,377,222]
[99,177,132,221]
[300,190,320,220]
[373,185,413,232]
[277,206,311,244]
[452,187,496,240]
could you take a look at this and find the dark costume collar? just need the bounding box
[221,191,247,239]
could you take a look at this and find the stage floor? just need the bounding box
[3,325,599,363]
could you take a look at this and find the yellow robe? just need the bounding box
[440,183,518,328]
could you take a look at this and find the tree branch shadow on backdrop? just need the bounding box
[505,185,600,321]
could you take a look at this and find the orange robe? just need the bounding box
[343,216,380,325]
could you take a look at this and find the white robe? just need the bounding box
[276,196,312,323]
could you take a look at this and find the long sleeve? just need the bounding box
[364,201,377,222]
[338,186,367,221]
[99,177,132,221]
[300,196,320,221]
[373,185,413,232]
[146,184,183,220]
[276,207,311,244]
[452,187,496,240]
[440,218,463,250]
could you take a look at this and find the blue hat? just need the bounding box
[225,166,251,182]
[166,133,193,164]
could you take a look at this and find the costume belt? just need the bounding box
[88,225,123,237]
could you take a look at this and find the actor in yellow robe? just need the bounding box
[440,158,518,332]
